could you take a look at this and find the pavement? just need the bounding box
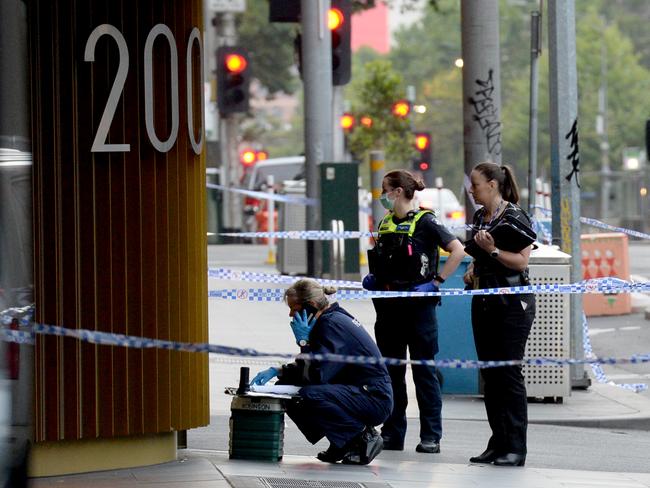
[30,243,650,488]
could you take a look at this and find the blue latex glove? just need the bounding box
[362,273,377,290]
[250,367,279,385]
[411,281,439,293]
[290,309,317,345]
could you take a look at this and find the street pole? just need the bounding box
[370,150,385,230]
[332,85,345,162]
[301,0,333,277]
[215,12,243,234]
[528,9,542,215]
[460,0,502,228]
[597,33,611,221]
[548,0,588,388]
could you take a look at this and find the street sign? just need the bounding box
[209,0,246,13]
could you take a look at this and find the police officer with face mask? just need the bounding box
[363,169,465,454]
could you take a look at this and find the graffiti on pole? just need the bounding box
[468,69,502,156]
[565,118,581,188]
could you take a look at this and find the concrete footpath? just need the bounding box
[30,379,650,487]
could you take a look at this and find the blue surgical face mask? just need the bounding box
[380,191,395,210]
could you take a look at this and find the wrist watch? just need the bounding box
[490,248,500,258]
[298,339,309,347]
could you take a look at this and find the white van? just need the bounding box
[415,187,466,238]
[245,156,305,192]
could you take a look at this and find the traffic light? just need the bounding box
[360,115,373,128]
[413,132,432,173]
[217,46,250,115]
[240,149,257,167]
[340,113,355,131]
[329,0,351,86]
[392,100,411,119]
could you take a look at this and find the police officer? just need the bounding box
[251,279,393,465]
[464,162,536,467]
[363,169,465,454]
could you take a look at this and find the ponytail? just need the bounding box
[473,162,521,204]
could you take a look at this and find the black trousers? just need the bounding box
[471,293,535,455]
[373,297,442,443]
[286,383,392,449]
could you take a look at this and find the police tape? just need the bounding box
[533,206,650,240]
[209,267,363,288]
[581,313,648,393]
[2,320,650,372]
[208,277,650,302]
[218,230,378,240]
[206,183,317,206]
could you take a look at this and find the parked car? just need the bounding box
[0,148,33,488]
[414,187,466,238]
[242,156,305,235]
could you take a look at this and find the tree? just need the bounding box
[345,60,416,182]
[237,0,299,95]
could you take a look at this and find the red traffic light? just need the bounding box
[328,8,344,30]
[415,134,430,150]
[360,115,373,128]
[225,53,247,74]
[340,113,355,130]
[256,150,269,161]
[240,149,257,166]
[392,100,411,118]
[419,162,430,171]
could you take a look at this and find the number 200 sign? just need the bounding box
[84,24,204,154]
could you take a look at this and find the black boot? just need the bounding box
[342,427,384,465]
[493,453,526,467]
[316,444,349,463]
[469,448,499,464]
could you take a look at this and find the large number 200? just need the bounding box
[84,24,204,155]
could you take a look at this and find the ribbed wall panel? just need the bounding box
[29,0,208,442]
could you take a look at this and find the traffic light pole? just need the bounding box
[215,12,243,234]
[301,0,333,277]
[548,0,588,388]
[460,0,502,223]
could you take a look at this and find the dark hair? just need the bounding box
[383,169,425,200]
[473,162,520,204]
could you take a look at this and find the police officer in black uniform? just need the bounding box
[362,169,465,454]
[251,279,393,465]
[464,162,536,467]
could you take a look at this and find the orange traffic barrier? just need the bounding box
[581,233,631,316]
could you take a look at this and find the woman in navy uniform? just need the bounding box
[251,278,393,465]
[464,162,536,467]
[362,169,465,454]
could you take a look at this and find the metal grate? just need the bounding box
[262,479,365,488]
[226,476,392,488]
[524,263,571,399]
[278,186,307,275]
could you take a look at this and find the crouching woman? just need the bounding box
[251,278,393,465]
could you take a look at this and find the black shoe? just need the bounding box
[317,444,348,463]
[493,453,526,467]
[469,448,499,464]
[342,428,384,465]
[415,440,440,454]
[380,435,404,451]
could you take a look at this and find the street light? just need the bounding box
[455,58,464,68]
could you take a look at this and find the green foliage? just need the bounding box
[237,0,298,95]
[346,60,415,173]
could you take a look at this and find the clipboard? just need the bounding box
[464,219,536,258]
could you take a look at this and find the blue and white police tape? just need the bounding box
[533,206,650,241]
[2,320,650,371]
[581,312,648,393]
[218,229,378,240]
[0,305,34,327]
[531,217,553,245]
[208,277,650,302]
[209,267,363,289]
[206,183,317,206]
